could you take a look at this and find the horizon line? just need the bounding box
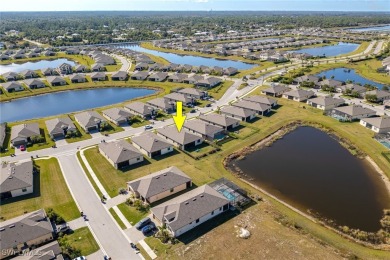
[1,10,390,13]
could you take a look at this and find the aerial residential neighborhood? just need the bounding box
[1,1,390,260]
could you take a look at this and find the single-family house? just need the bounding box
[150,184,230,237]
[232,100,271,115]
[360,116,390,134]
[336,84,366,96]
[124,102,154,119]
[196,77,222,88]
[111,71,128,81]
[223,67,238,76]
[41,68,57,76]
[2,82,24,92]
[0,160,33,199]
[220,106,257,122]
[74,64,87,73]
[0,123,6,149]
[102,107,132,125]
[282,89,315,102]
[12,241,62,260]
[131,132,174,158]
[243,95,278,107]
[131,71,149,80]
[45,117,77,138]
[146,98,175,113]
[99,140,144,169]
[69,74,86,83]
[307,96,345,110]
[148,72,168,82]
[20,70,37,79]
[2,72,19,81]
[176,88,207,100]
[135,62,149,71]
[74,111,106,133]
[365,90,390,103]
[168,73,188,83]
[185,75,204,84]
[91,63,105,72]
[164,93,195,107]
[293,75,321,86]
[46,76,66,86]
[24,78,46,89]
[127,166,192,203]
[318,79,344,89]
[199,114,240,130]
[183,119,225,141]
[157,126,204,150]
[90,72,106,81]
[10,123,41,146]
[384,100,390,109]
[57,63,73,75]
[261,84,290,97]
[331,105,376,121]
[0,209,55,259]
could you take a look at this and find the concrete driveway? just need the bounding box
[125,227,146,244]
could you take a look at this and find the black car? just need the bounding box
[135,217,151,230]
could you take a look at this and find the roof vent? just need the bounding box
[185,202,189,205]
[9,224,15,228]
[200,195,204,198]
[0,228,4,231]
[192,198,196,201]
[163,173,167,176]
[156,176,160,179]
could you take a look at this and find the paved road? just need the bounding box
[58,154,140,260]
[373,40,384,55]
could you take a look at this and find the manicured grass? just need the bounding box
[136,243,152,260]
[76,151,103,198]
[207,80,234,100]
[0,125,15,157]
[66,116,92,143]
[0,158,79,221]
[117,203,148,226]
[105,58,122,72]
[109,208,127,230]
[144,237,172,259]
[65,227,100,256]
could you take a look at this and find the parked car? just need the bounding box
[206,103,212,107]
[144,125,153,130]
[135,217,151,230]
[20,145,26,151]
[56,223,70,233]
[190,109,196,113]
[141,222,156,236]
[73,257,86,260]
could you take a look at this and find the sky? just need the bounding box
[0,0,389,12]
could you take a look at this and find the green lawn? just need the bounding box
[117,203,149,226]
[66,116,92,143]
[207,80,234,100]
[0,158,79,221]
[76,151,103,198]
[109,208,127,230]
[144,237,173,259]
[65,227,100,256]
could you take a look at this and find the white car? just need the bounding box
[144,125,153,130]
[73,257,86,260]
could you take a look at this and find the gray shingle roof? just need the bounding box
[0,123,5,148]
[151,185,229,232]
[184,119,224,137]
[177,88,204,97]
[131,132,172,153]
[45,117,76,136]
[146,98,174,110]
[262,85,290,94]
[307,96,345,106]
[157,126,204,145]
[111,71,128,78]
[199,113,240,128]
[243,95,277,106]
[24,78,45,87]
[11,123,40,142]
[127,166,191,199]
[284,89,315,98]
[333,105,376,116]
[0,160,33,193]
[233,100,271,112]
[365,90,390,99]
[74,111,106,128]
[164,93,193,103]
[220,106,255,118]
[102,108,132,122]
[361,116,390,129]
[124,102,154,116]
[99,140,143,163]
[0,209,54,251]
[2,81,23,90]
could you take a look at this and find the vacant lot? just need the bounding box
[0,158,79,221]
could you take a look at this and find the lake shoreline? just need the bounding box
[223,120,390,250]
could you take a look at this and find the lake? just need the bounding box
[350,25,390,32]
[316,68,384,89]
[292,42,359,57]
[121,44,255,70]
[0,87,156,123]
[232,127,390,232]
[0,59,77,74]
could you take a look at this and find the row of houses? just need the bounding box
[293,75,390,103]
[1,71,129,93]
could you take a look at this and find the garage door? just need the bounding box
[151,150,162,157]
[184,142,196,150]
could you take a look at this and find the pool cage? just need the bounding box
[375,133,390,150]
[209,178,250,208]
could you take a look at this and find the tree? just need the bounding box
[383,85,389,91]
[365,94,378,103]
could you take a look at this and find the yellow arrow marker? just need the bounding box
[173,101,186,132]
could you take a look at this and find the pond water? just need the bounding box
[0,87,155,123]
[316,68,384,89]
[0,59,77,74]
[233,127,390,232]
[292,42,359,57]
[350,25,390,32]
[121,44,255,70]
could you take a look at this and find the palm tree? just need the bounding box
[156,224,171,243]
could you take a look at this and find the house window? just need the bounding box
[196,219,199,223]
[22,188,27,192]
[211,211,214,215]
[170,188,174,192]
[137,157,140,161]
